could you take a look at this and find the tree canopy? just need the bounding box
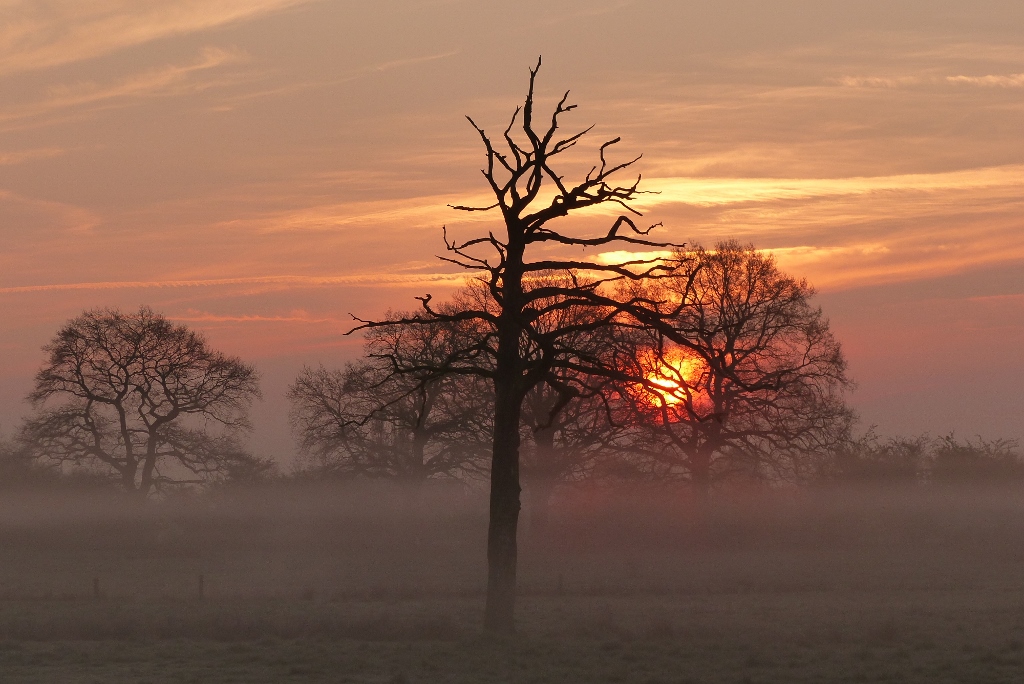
[622,242,853,488]
[21,307,262,495]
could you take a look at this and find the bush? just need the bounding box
[821,431,1023,486]
[823,432,928,484]
[930,434,1024,483]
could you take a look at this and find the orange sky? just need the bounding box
[2,1,1023,459]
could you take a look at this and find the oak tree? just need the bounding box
[624,242,852,489]
[21,307,261,496]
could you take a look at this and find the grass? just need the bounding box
[2,482,1024,682]
[3,591,1024,683]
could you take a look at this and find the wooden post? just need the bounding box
[197,574,205,601]
[93,577,101,600]
[556,573,564,595]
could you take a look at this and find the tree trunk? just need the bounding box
[484,262,525,635]
[527,423,558,536]
[139,439,159,497]
[409,428,429,480]
[484,375,522,634]
[121,466,139,495]
[528,476,556,536]
[689,444,713,497]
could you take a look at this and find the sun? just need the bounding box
[642,350,703,406]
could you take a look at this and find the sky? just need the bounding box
[1,0,1023,462]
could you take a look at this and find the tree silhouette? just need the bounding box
[823,430,928,483]
[930,434,1024,483]
[351,60,693,633]
[520,379,627,533]
[623,242,852,489]
[289,319,491,480]
[21,307,261,496]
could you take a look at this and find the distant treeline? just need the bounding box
[2,429,1021,493]
[2,243,1019,502]
[823,432,1024,485]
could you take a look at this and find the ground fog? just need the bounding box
[2,481,1024,683]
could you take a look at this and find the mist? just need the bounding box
[3,477,1024,681]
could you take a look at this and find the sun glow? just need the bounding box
[642,351,703,407]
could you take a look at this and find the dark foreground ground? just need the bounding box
[2,482,1024,683]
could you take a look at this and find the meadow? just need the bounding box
[2,482,1024,683]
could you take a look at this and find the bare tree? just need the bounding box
[289,320,492,481]
[520,380,626,533]
[351,60,694,633]
[21,307,261,496]
[624,242,852,490]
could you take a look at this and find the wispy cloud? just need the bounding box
[639,165,1024,209]
[0,272,472,296]
[834,72,1024,90]
[833,75,922,88]
[214,190,494,233]
[594,250,673,265]
[0,190,100,236]
[175,310,341,324]
[0,147,65,165]
[0,0,317,76]
[0,47,249,129]
[209,49,460,110]
[371,51,460,74]
[765,243,891,262]
[947,73,1024,87]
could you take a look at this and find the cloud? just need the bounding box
[947,74,1024,87]
[372,51,460,74]
[214,190,496,233]
[594,250,673,265]
[175,310,341,324]
[0,47,249,129]
[0,190,100,239]
[638,165,1024,209]
[209,49,461,111]
[617,166,1024,292]
[834,73,1024,91]
[0,147,65,165]
[0,0,317,76]
[833,76,922,88]
[0,272,473,296]
[765,243,891,262]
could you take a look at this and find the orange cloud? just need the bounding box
[0,47,250,130]
[834,76,922,88]
[0,272,472,296]
[214,191,496,233]
[0,147,65,165]
[638,165,1024,209]
[0,0,317,76]
[947,74,1024,87]
[0,190,100,239]
[175,310,342,324]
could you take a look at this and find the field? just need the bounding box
[2,482,1024,683]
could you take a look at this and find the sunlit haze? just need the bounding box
[2,0,1022,461]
